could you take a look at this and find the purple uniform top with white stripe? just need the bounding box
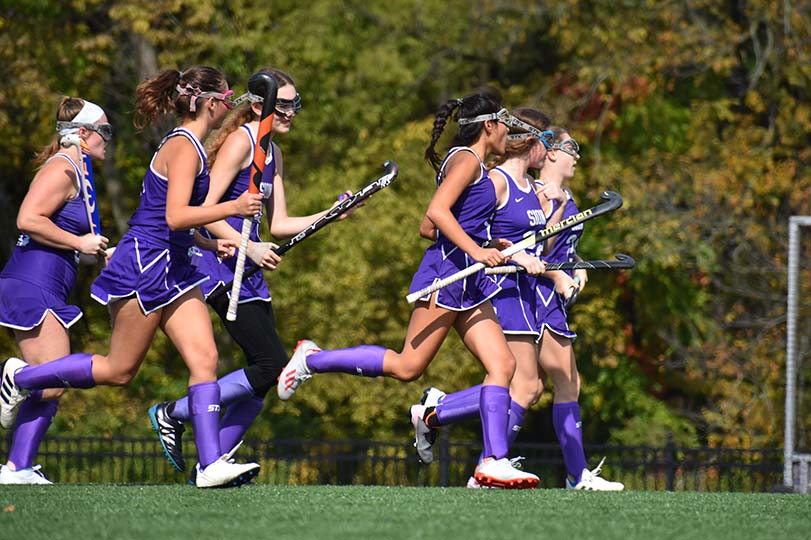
[195,125,274,303]
[488,167,547,336]
[91,128,211,314]
[535,187,582,339]
[408,146,500,310]
[0,153,91,330]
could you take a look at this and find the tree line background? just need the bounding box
[1,0,811,452]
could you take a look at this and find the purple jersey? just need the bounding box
[91,128,210,314]
[126,128,210,251]
[408,147,500,310]
[196,125,274,302]
[536,187,581,339]
[488,167,546,336]
[0,153,91,330]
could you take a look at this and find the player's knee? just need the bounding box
[108,369,137,386]
[511,377,540,407]
[390,365,423,382]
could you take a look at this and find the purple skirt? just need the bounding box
[408,241,500,311]
[535,276,577,340]
[0,276,82,330]
[91,232,208,315]
[491,273,540,337]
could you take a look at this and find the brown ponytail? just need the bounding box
[134,66,228,130]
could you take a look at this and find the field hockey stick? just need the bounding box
[405,190,623,304]
[61,134,105,264]
[210,160,399,302]
[484,253,636,274]
[226,73,278,321]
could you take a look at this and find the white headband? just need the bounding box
[58,100,105,135]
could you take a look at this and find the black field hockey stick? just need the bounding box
[405,190,623,304]
[211,160,399,302]
[484,254,636,275]
[226,73,278,321]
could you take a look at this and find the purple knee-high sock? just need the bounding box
[14,353,95,390]
[479,399,526,463]
[219,396,264,451]
[435,384,482,425]
[507,400,526,447]
[188,382,222,468]
[480,385,510,460]
[552,401,588,481]
[170,369,254,422]
[7,394,57,469]
[306,345,385,377]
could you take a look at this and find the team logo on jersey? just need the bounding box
[16,234,30,247]
[260,181,273,199]
[527,209,546,226]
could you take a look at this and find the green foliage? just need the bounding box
[2,0,811,452]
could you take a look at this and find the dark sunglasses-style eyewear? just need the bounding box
[275,93,302,116]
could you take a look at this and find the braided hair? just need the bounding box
[424,92,503,172]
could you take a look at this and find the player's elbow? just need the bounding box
[165,212,185,231]
[16,212,36,233]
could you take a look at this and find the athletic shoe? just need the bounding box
[421,386,446,408]
[148,401,186,472]
[1,357,30,429]
[467,457,527,488]
[410,404,438,464]
[474,457,539,489]
[0,464,52,485]
[194,442,260,489]
[566,457,624,491]
[277,339,318,400]
[466,475,497,489]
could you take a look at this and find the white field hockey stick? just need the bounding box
[484,253,636,274]
[210,160,399,302]
[405,190,623,304]
[227,73,278,321]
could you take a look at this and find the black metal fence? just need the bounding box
[0,432,784,491]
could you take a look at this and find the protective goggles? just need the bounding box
[176,84,234,112]
[505,118,554,150]
[230,92,302,116]
[552,138,580,157]
[56,121,114,141]
[199,90,235,110]
[458,107,513,127]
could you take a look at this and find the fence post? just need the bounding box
[665,431,676,491]
[438,429,450,487]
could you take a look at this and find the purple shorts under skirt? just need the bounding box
[408,242,500,311]
[491,273,540,337]
[91,233,208,315]
[0,277,82,331]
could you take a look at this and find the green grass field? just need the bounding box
[1,485,809,540]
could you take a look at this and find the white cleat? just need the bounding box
[566,457,624,491]
[466,475,497,489]
[0,464,52,485]
[194,441,260,489]
[1,357,30,429]
[474,457,539,489]
[410,404,437,464]
[277,340,319,400]
[420,386,446,408]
